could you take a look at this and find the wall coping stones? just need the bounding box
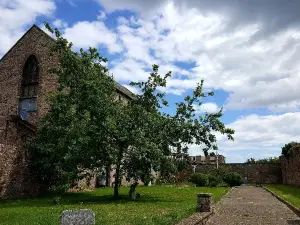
[197,193,212,198]
[176,212,213,225]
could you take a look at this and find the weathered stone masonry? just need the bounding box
[0,25,59,198]
[281,146,300,186]
[195,163,282,184]
[0,25,134,199]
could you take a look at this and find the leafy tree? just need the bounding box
[245,157,280,164]
[27,23,117,192]
[28,23,235,199]
[281,142,300,157]
[245,158,256,164]
[209,152,216,157]
[116,70,235,199]
[256,157,280,163]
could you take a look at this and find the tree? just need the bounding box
[209,152,216,157]
[245,157,280,164]
[27,23,117,192]
[113,68,235,199]
[245,158,256,164]
[28,23,235,199]
[281,142,300,157]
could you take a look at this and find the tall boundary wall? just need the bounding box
[281,147,300,186]
[195,163,282,184]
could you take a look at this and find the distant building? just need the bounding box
[189,155,225,165]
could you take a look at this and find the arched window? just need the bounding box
[19,55,39,113]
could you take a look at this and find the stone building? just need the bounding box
[0,25,133,199]
[189,155,226,165]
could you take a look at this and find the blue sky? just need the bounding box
[2,0,300,162]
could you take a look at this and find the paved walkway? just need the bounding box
[207,186,300,225]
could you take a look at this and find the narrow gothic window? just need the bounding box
[19,55,39,113]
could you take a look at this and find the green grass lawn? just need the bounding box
[0,185,228,225]
[265,184,300,209]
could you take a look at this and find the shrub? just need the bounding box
[217,182,229,187]
[222,172,243,187]
[207,174,219,187]
[209,180,218,187]
[190,173,208,186]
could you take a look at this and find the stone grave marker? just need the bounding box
[197,193,212,212]
[60,209,95,225]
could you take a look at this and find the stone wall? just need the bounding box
[195,163,282,184]
[0,143,39,199]
[281,147,300,186]
[0,25,58,199]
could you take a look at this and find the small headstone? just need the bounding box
[197,193,212,212]
[60,209,95,225]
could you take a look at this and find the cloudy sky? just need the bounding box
[2,0,300,162]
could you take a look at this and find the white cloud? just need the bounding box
[93,1,300,113]
[97,0,165,18]
[216,113,300,159]
[52,19,68,29]
[63,21,123,53]
[193,103,220,114]
[97,11,106,20]
[66,0,76,7]
[110,58,150,81]
[0,0,56,57]
[188,112,300,162]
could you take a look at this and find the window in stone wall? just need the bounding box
[19,55,39,113]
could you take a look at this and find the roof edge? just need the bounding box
[0,24,134,98]
[0,24,55,63]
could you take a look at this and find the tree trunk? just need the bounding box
[113,163,121,198]
[113,146,125,198]
[105,164,111,187]
[129,182,138,200]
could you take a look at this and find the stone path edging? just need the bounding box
[176,187,234,225]
[176,212,213,225]
[263,186,300,217]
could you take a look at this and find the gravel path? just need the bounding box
[206,186,300,225]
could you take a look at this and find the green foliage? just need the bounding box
[222,172,243,187]
[51,196,61,205]
[209,152,216,156]
[156,157,179,184]
[27,23,235,197]
[27,22,116,192]
[245,158,256,163]
[157,155,192,184]
[209,180,219,187]
[190,173,208,186]
[281,142,300,157]
[216,182,230,187]
[245,157,280,164]
[207,174,219,187]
